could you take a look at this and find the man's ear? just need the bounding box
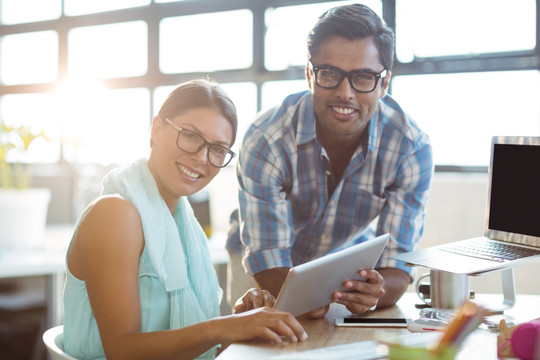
[305,63,315,91]
[380,71,391,98]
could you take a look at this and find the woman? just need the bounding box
[63,79,307,360]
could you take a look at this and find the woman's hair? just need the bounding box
[157,78,238,146]
[307,3,395,71]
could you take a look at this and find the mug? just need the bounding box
[416,270,471,309]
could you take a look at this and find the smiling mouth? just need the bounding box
[332,106,355,115]
[177,163,200,179]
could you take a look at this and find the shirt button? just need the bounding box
[321,234,327,241]
[325,170,331,176]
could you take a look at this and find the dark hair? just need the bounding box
[157,78,238,146]
[307,3,394,71]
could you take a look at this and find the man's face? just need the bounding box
[306,36,391,143]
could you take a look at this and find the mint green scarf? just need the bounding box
[102,158,221,359]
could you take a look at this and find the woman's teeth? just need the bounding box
[333,106,354,115]
[178,164,200,179]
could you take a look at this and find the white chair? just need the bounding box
[42,325,79,360]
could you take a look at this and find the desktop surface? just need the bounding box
[217,292,540,360]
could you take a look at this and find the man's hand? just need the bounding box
[332,269,385,314]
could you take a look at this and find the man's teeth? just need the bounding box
[178,164,200,179]
[333,106,354,115]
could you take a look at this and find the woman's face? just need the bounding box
[149,107,234,207]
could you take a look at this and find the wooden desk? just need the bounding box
[217,293,540,359]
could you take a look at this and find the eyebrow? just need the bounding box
[179,123,232,148]
[318,63,381,73]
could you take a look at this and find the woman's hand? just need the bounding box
[217,307,308,345]
[234,288,275,314]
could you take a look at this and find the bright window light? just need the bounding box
[0,0,61,25]
[64,0,150,16]
[261,80,309,111]
[396,0,536,62]
[264,1,380,70]
[68,21,148,79]
[391,70,540,167]
[58,81,150,165]
[0,93,61,163]
[0,31,58,85]
[160,10,253,73]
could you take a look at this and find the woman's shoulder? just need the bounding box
[76,195,144,253]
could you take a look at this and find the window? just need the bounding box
[68,21,148,79]
[0,31,58,85]
[160,10,253,73]
[392,71,540,166]
[0,0,538,169]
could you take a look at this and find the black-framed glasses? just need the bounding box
[309,62,387,93]
[164,118,236,168]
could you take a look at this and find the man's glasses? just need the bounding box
[309,62,387,93]
[164,118,236,168]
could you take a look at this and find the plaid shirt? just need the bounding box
[227,90,433,276]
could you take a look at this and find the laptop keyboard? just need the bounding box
[440,239,540,262]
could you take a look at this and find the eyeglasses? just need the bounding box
[309,62,387,93]
[164,118,236,168]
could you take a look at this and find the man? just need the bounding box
[227,3,433,316]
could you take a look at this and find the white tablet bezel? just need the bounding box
[273,233,390,316]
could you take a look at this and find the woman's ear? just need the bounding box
[150,116,163,147]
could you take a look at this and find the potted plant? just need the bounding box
[0,118,51,248]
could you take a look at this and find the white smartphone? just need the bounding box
[334,317,411,328]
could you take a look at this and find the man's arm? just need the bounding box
[253,267,290,298]
[376,268,411,307]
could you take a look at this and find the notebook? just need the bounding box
[273,233,389,316]
[393,136,540,275]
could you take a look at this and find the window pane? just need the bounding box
[391,71,540,166]
[261,80,308,111]
[160,10,252,73]
[64,0,150,16]
[265,1,381,70]
[1,0,61,24]
[396,0,536,62]
[153,82,256,154]
[0,93,61,163]
[60,87,150,165]
[0,31,58,85]
[68,21,148,79]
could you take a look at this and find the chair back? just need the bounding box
[42,325,79,360]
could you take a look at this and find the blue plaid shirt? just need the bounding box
[227,90,433,276]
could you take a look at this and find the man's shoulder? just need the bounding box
[378,95,429,145]
[248,90,312,142]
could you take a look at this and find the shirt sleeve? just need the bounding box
[236,125,294,275]
[375,139,434,275]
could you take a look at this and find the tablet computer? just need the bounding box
[273,233,390,316]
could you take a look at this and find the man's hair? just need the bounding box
[307,3,395,71]
[157,78,238,146]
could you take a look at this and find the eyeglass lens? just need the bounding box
[176,130,233,167]
[316,68,381,92]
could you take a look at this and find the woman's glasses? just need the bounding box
[164,118,235,168]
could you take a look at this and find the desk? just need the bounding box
[0,225,73,329]
[217,293,540,360]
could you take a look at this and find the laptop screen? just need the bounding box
[486,137,540,246]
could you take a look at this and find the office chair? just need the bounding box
[42,325,79,360]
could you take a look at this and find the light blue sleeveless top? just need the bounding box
[63,241,170,359]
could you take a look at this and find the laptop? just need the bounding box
[393,136,540,275]
[273,233,389,316]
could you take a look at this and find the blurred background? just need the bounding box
[0,0,539,358]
